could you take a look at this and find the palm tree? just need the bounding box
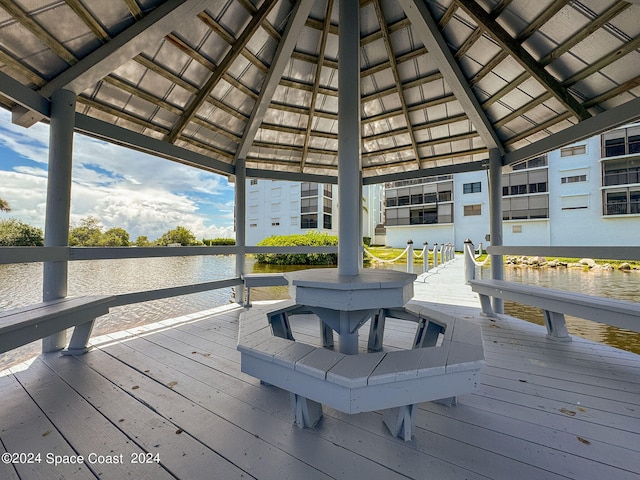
[0,198,10,212]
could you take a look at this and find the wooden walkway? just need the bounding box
[1,258,640,479]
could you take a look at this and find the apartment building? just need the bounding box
[246,125,640,250]
[245,179,338,245]
[384,124,640,250]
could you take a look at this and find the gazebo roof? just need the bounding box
[0,0,639,182]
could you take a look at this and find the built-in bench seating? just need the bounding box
[241,273,288,306]
[237,300,484,441]
[0,296,114,355]
[469,279,640,341]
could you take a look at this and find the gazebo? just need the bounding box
[1,0,639,318]
[1,0,640,476]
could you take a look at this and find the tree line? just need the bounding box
[0,200,232,247]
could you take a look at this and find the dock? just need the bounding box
[1,258,639,479]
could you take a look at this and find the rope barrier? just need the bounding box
[364,245,410,263]
[465,243,490,266]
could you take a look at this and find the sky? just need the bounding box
[0,109,236,241]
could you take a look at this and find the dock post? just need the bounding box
[407,240,414,273]
[433,243,438,268]
[42,89,76,353]
[464,239,475,284]
[422,242,429,273]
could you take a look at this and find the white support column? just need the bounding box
[337,0,361,277]
[235,158,247,305]
[42,89,76,353]
[489,148,504,314]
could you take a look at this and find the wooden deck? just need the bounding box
[1,262,640,479]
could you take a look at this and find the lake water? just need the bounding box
[1,256,639,370]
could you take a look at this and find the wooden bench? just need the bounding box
[241,273,288,306]
[469,278,640,342]
[237,300,484,441]
[0,296,114,355]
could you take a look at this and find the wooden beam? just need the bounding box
[455,0,590,121]
[165,0,278,144]
[235,0,316,162]
[40,0,217,98]
[301,0,334,171]
[398,0,503,153]
[503,97,640,165]
[372,0,421,168]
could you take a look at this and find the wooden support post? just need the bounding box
[320,320,334,348]
[290,393,323,429]
[413,318,444,348]
[383,404,417,441]
[269,312,294,340]
[544,310,572,342]
[62,320,96,355]
[42,89,76,353]
[367,309,386,352]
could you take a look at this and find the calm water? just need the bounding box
[480,265,640,355]
[1,257,639,370]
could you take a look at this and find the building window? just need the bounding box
[386,197,398,207]
[323,184,333,198]
[464,204,482,216]
[560,145,587,157]
[503,195,549,220]
[561,195,589,210]
[398,195,410,206]
[250,179,258,185]
[301,182,318,197]
[301,214,318,228]
[323,214,332,229]
[409,207,438,225]
[463,182,481,194]
[323,197,332,214]
[249,223,257,228]
[602,126,640,157]
[512,155,548,170]
[602,158,640,186]
[604,188,640,215]
[301,197,318,213]
[271,219,280,227]
[291,216,298,226]
[561,174,587,184]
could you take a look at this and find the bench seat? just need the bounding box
[0,296,114,355]
[469,278,640,341]
[241,273,288,306]
[237,300,484,440]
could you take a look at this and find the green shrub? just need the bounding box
[255,232,338,265]
[363,236,371,247]
[203,238,235,245]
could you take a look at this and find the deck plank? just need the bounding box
[105,329,488,479]
[1,270,640,480]
[85,340,415,480]
[0,373,92,480]
[11,357,175,480]
[40,353,249,480]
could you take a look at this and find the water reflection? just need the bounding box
[478,265,640,355]
[2,257,639,371]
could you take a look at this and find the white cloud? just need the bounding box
[0,111,236,241]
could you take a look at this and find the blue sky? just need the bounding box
[0,109,236,241]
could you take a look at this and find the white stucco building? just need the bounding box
[384,125,640,250]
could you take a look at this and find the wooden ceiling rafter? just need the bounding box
[300,0,334,172]
[164,0,278,144]
[455,0,590,121]
[372,0,421,168]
